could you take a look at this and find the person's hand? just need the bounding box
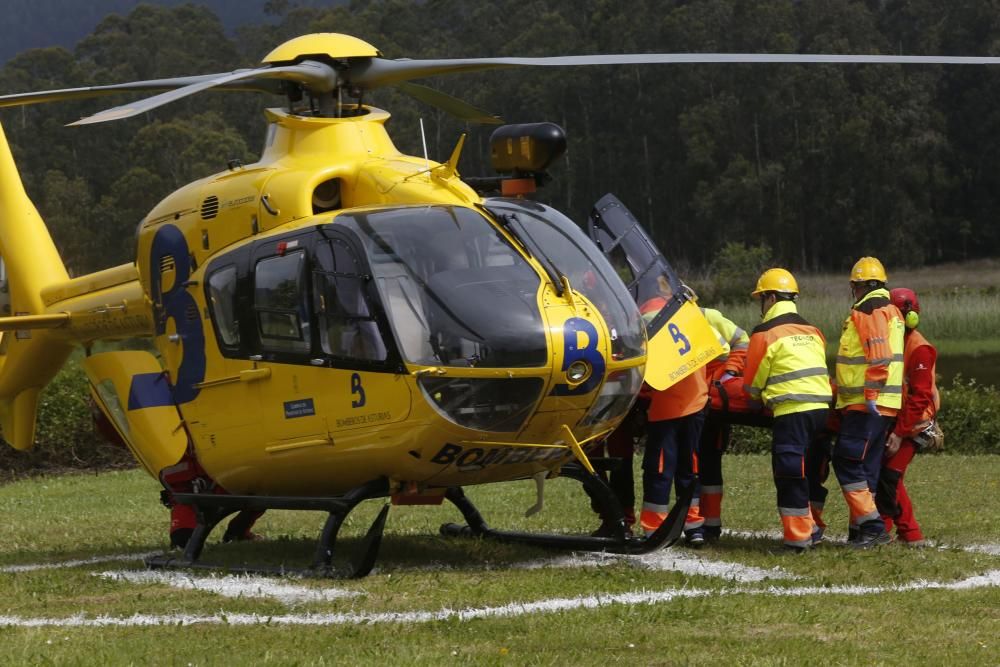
[886,432,903,456]
[866,399,879,416]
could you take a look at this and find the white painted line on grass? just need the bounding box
[3,569,997,628]
[97,570,360,606]
[963,544,1000,556]
[0,552,160,574]
[518,551,795,582]
[630,550,796,581]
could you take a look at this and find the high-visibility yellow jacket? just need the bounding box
[702,307,749,375]
[743,300,832,417]
[835,288,904,413]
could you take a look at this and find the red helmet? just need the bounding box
[891,287,921,328]
[890,287,920,314]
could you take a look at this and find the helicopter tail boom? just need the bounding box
[0,120,76,449]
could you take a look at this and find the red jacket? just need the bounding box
[894,329,939,438]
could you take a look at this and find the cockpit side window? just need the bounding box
[253,249,310,354]
[206,264,240,347]
[335,206,547,368]
[313,240,388,362]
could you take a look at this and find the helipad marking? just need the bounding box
[1,569,997,627]
[519,550,796,582]
[963,544,1000,556]
[97,570,361,606]
[0,552,159,573]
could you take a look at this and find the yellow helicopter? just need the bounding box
[2,34,984,576]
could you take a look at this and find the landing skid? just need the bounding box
[440,462,693,555]
[145,462,691,577]
[146,478,391,578]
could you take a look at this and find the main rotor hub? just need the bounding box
[262,33,382,65]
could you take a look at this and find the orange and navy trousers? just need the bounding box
[640,407,706,535]
[831,411,892,530]
[772,408,827,548]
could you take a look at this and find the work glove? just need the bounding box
[865,399,879,416]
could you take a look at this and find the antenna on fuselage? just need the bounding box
[419,118,430,170]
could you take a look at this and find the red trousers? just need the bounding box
[876,439,924,542]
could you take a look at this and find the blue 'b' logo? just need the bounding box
[553,317,606,396]
[669,322,691,356]
[150,225,205,404]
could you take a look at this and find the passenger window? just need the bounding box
[254,250,310,353]
[207,265,240,347]
[314,241,387,361]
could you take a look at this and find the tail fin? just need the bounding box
[0,120,74,449]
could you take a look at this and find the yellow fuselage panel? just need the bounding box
[135,108,477,291]
[184,282,636,496]
[83,351,188,477]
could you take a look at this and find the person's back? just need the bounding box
[831,257,903,548]
[745,268,831,551]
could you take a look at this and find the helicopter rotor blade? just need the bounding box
[0,73,257,109]
[355,52,1000,88]
[66,60,341,126]
[396,81,503,125]
[8,45,1000,127]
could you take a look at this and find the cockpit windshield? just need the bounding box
[485,199,646,361]
[334,206,547,368]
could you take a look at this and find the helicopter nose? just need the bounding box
[552,315,606,397]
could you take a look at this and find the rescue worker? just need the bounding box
[833,257,904,548]
[638,281,708,545]
[743,268,832,551]
[876,288,939,546]
[588,399,644,537]
[698,300,750,542]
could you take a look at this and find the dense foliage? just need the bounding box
[2,1,1000,275]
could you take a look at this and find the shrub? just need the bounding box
[724,376,1000,456]
[936,376,1000,454]
[0,358,134,481]
[728,424,772,454]
[706,241,773,304]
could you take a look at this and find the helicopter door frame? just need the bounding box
[246,231,319,366]
[587,193,686,338]
[311,227,403,373]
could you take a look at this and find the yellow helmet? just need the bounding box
[751,268,799,297]
[850,256,887,283]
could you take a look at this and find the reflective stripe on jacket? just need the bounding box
[743,301,833,417]
[702,307,749,375]
[835,288,904,411]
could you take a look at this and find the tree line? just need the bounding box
[1,0,999,276]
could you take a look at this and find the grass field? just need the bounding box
[1,455,998,665]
